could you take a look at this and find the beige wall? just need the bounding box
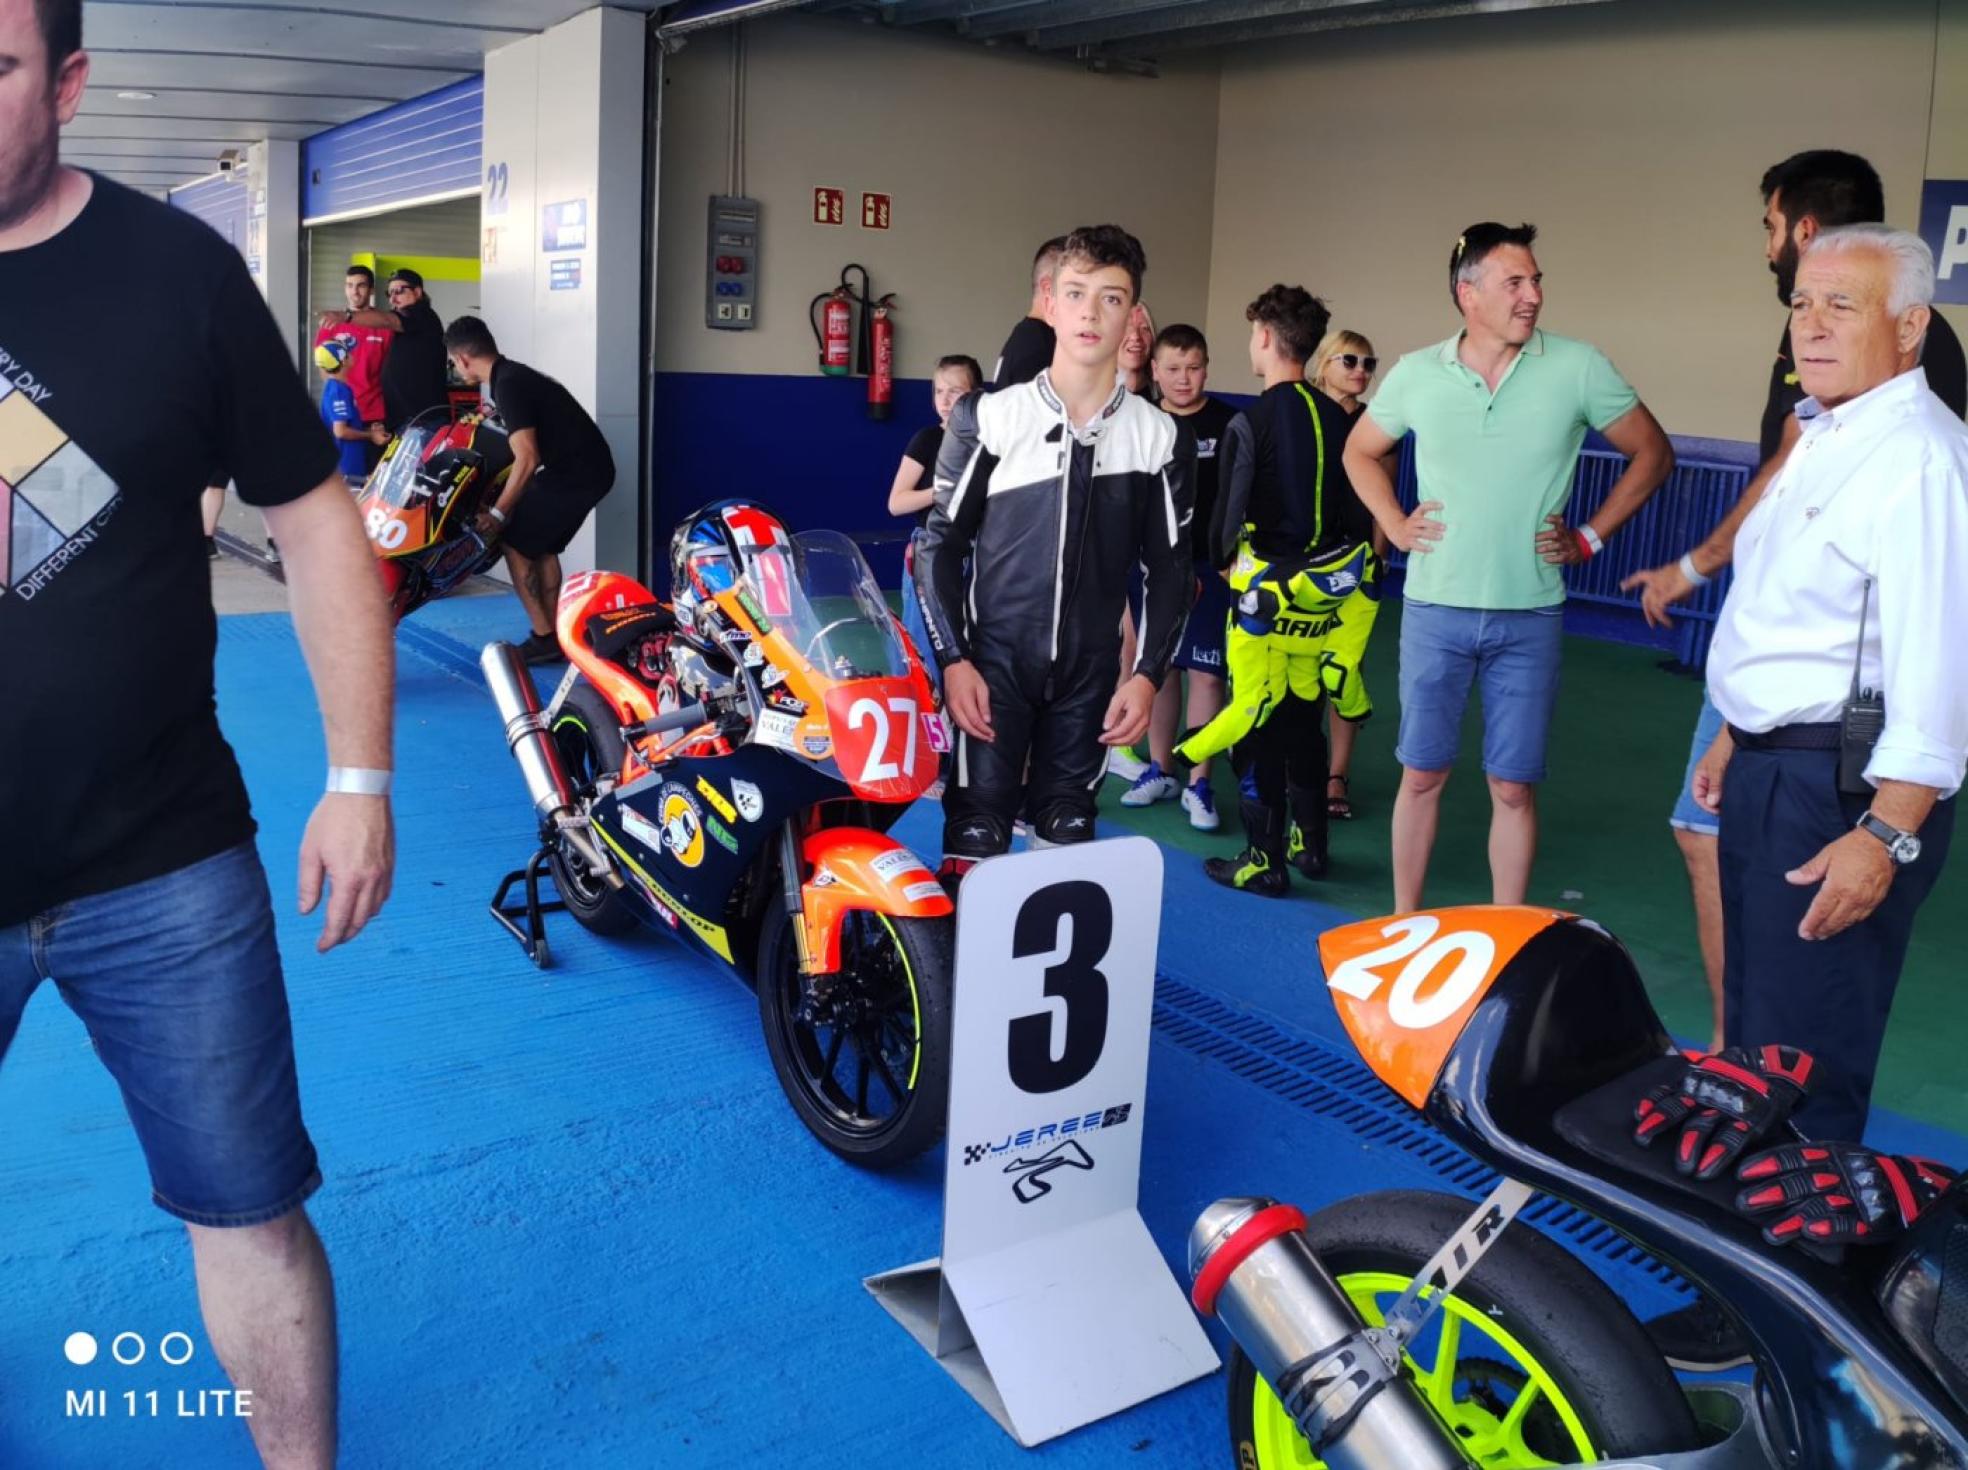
[1206,0,1951,441]
[656,15,1220,381]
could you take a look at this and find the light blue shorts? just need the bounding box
[1669,686,1726,837]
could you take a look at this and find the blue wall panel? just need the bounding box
[169,175,249,254]
[302,77,483,222]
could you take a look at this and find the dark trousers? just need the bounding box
[1231,689,1328,863]
[1719,746,1955,1142]
[942,651,1111,858]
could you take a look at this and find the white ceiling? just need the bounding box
[66,1,669,195]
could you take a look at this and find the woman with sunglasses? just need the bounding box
[1308,329,1391,823]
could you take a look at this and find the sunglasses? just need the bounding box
[387,284,415,297]
[1334,353,1378,373]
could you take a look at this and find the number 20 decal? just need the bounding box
[1326,914,1497,1031]
[845,696,918,783]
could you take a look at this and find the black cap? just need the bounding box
[388,267,425,290]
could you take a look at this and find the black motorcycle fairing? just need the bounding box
[593,744,838,943]
[1879,1184,1968,1410]
[1423,919,1968,1469]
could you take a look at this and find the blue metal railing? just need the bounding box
[1392,437,1750,671]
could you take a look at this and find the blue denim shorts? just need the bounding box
[1395,599,1566,782]
[1669,686,1726,837]
[0,841,321,1227]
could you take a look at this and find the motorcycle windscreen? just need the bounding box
[735,530,916,682]
[1319,906,1568,1110]
[357,415,446,556]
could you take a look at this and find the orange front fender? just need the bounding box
[799,827,952,974]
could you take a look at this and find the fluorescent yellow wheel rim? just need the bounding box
[1245,1270,1602,1468]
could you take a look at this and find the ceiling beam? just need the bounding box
[884,0,1054,26]
[85,46,481,76]
[963,0,1218,40]
[1080,0,1612,53]
[1033,0,1417,49]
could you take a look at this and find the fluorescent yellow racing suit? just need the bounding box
[1173,379,1378,889]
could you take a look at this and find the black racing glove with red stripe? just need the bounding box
[1734,1143,1958,1246]
[1632,1045,1816,1181]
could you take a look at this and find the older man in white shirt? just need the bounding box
[1698,224,1968,1141]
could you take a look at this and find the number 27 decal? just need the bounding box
[845,696,918,783]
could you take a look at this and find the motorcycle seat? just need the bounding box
[584,604,675,663]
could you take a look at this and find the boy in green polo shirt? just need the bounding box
[1342,221,1673,913]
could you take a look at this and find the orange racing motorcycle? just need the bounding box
[481,500,954,1167]
[358,406,513,623]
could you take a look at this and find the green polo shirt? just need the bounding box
[1367,329,1637,609]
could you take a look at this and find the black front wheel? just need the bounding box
[1226,1190,1701,1468]
[756,898,952,1168]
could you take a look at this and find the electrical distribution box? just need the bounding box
[706,195,759,330]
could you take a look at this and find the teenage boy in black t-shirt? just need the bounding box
[444,316,617,663]
[0,5,394,1462]
[887,355,984,692]
[1117,324,1237,830]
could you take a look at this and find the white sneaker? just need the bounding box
[1181,781,1221,831]
[1119,762,1179,807]
[1107,748,1149,782]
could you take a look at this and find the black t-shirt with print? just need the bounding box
[902,423,942,527]
[991,317,1054,390]
[382,295,451,430]
[489,357,615,489]
[1171,396,1237,564]
[0,176,337,925]
[1760,311,1967,460]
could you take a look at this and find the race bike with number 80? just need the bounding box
[482,516,957,1166]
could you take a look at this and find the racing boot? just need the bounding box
[936,856,977,899]
[1285,781,1330,880]
[1204,799,1290,898]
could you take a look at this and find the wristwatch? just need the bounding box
[1857,811,1922,865]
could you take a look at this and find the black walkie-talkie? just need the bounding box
[1838,578,1885,794]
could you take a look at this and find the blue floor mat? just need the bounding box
[0,592,1953,1469]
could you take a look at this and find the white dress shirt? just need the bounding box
[1709,365,1968,798]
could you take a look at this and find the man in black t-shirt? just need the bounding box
[444,316,616,663]
[321,266,450,431]
[1,5,394,1462]
[989,235,1065,389]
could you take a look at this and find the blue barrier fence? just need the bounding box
[1392,435,1752,672]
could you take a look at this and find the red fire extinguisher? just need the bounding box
[868,293,896,421]
[809,287,852,376]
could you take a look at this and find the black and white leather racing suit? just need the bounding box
[914,372,1196,858]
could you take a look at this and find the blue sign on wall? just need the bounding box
[1919,179,1968,305]
[542,199,588,253]
[550,258,582,292]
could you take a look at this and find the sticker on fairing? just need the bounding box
[903,879,946,903]
[922,711,953,753]
[756,710,800,750]
[801,733,833,759]
[871,849,931,882]
[620,807,665,851]
[695,776,737,824]
[730,779,765,823]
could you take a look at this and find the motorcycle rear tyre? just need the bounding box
[1226,1189,1701,1468]
[548,682,638,936]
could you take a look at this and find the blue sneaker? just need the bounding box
[1181,780,1220,831]
[1120,760,1180,807]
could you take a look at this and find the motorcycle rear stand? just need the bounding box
[490,845,565,968]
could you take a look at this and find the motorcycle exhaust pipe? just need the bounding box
[480,641,620,888]
[1190,1197,1474,1470]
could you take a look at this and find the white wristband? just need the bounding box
[1579,524,1604,556]
[1677,552,1711,588]
[327,766,392,796]
[487,505,507,524]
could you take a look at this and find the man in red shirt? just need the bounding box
[311,263,390,425]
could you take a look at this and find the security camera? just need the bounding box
[217,148,245,174]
